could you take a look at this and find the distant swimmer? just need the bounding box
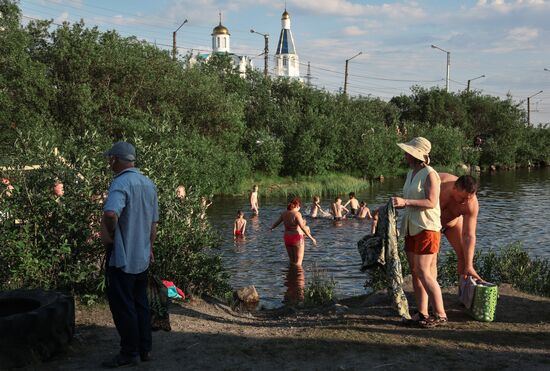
[343,192,360,215]
[233,210,247,238]
[250,184,259,216]
[357,201,373,220]
[309,195,331,218]
[439,173,482,281]
[330,197,349,221]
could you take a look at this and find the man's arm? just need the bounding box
[100,211,118,246]
[150,223,157,262]
[462,199,481,280]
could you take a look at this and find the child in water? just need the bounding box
[331,197,349,221]
[357,201,373,219]
[309,195,330,218]
[343,192,360,215]
[250,185,259,216]
[233,210,247,238]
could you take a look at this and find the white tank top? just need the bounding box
[400,165,441,237]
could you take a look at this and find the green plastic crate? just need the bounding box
[470,282,498,322]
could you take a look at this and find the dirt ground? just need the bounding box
[30,280,550,371]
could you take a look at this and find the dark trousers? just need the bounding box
[106,266,152,357]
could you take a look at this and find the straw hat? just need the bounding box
[397,137,432,164]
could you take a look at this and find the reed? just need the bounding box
[225,173,370,198]
[304,263,336,307]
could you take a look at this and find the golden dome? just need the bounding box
[212,23,230,35]
[282,10,290,20]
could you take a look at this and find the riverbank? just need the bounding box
[222,166,470,198]
[226,173,371,198]
[41,279,550,370]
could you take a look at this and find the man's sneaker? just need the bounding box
[101,354,138,368]
[140,351,152,362]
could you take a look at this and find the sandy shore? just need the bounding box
[36,281,550,371]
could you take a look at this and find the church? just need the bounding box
[274,9,301,80]
[189,15,253,78]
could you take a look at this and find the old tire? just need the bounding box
[0,289,75,368]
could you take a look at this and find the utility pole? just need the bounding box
[527,90,543,125]
[250,29,269,77]
[344,51,362,96]
[173,19,188,61]
[431,44,450,92]
[305,61,312,86]
[466,74,485,93]
[263,34,269,78]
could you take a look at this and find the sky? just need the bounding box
[18,0,550,125]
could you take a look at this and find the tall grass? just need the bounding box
[225,172,370,198]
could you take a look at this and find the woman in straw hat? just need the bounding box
[392,137,447,328]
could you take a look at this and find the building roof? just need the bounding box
[276,28,296,55]
[212,23,230,35]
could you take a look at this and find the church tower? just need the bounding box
[274,9,300,79]
[212,13,230,53]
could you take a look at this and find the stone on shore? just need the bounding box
[235,286,260,304]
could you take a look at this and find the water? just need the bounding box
[207,168,550,308]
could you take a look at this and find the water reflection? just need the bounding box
[283,264,305,305]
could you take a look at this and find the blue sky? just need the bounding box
[19,0,550,124]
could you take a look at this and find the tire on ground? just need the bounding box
[0,289,75,368]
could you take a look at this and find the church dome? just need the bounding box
[212,23,230,35]
[282,10,290,20]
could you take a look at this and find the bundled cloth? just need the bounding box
[147,274,171,332]
[357,198,411,320]
[162,280,186,300]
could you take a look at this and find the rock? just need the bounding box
[234,286,260,304]
[474,165,481,172]
[459,163,470,172]
[490,165,497,171]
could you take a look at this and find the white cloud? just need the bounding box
[341,26,367,36]
[55,11,70,24]
[484,26,540,52]
[474,0,548,14]
[507,26,539,41]
[287,0,426,19]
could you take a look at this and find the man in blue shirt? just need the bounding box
[100,141,159,368]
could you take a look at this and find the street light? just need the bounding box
[343,51,362,96]
[431,44,450,92]
[250,29,269,78]
[527,90,543,125]
[466,74,485,93]
[173,19,188,61]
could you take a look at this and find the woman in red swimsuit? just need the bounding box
[271,197,316,265]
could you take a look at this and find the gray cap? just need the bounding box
[103,141,136,161]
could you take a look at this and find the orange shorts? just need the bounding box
[405,230,441,255]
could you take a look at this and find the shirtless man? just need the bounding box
[439,173,481,281]
[343,192,360,215]
[330,197,349,221]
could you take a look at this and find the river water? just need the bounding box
[207,168,550,308]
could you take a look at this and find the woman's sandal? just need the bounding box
[419,315,448,328]
[402,311,429,326]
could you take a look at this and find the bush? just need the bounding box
[436,242,550,297]
[0,131,231,297]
